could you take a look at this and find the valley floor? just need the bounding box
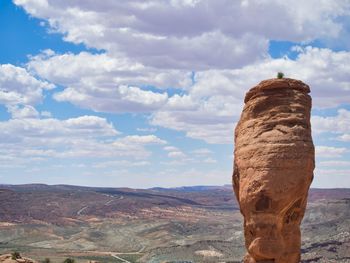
[0,185,349,262]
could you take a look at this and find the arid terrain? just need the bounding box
[0,184,349,262]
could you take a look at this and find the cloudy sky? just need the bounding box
[1,0,350,188]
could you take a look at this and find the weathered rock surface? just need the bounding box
[233,78,315,263]
[0,254,37,263]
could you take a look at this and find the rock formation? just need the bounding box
[0,254,37,263]
[233,78,315,263]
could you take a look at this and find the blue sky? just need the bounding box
[0,0,350,188]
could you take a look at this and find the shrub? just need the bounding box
[63,258,75,263]
[277,72,284,79]
[42,258,51,263]
[11,251,21,260]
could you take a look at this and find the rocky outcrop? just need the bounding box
[0,254,37,263]
[233,78,315,263]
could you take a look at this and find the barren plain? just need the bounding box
[0,185,349,262]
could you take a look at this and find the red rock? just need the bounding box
[233,78,315,263]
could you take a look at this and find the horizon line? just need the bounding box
[0,183,349,190]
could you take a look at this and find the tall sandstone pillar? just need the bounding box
[233,78,315,263]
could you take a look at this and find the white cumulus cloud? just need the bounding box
[0,116,167,171]
[0,64,54,104]
[14,0,350,69]
[152,47,350,143]
[316,146,348,158]
[312,109,350,141]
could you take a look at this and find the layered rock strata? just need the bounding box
[233,78,315,263]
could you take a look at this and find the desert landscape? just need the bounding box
[0,184,349,263]
[1,1,350,263]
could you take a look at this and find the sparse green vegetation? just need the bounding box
[63,258,75,263]
[42,258,51,263]
[277,72,284,79]
[11,251,21,260]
